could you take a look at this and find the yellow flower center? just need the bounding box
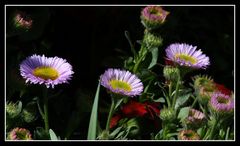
[175,54,197,64]
[109,80,132,92]
[33,66,59,80]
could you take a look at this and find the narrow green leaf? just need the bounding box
[124,31,137,58]
[49,129,59,140]
[87,82,101,140]
[148,47,158,69]
[153,97,165,103]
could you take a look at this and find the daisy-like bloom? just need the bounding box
[20,54,74,88]
[141,6,169,29]
[13,11,33,30]
[184,108,206,129]
[178,129,200,140]
[100,68,143,97]
[7,127,32,140]
[209,92,234,114]
[166,43,210,69]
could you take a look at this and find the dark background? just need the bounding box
[6,6,234,139]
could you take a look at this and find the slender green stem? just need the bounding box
[225,127,230,140]
[171,74,180,109]
[191,95,198,108]
[43,87,49,132]
[37,98,44,120]
[105,96,115,132]
[209,118,218,140]
[166,82,172,107]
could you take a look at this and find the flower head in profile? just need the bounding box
[166,43,210,69]
[209,92,234,115]
[100,68,143,97]
[20,54,74,88]
[13,10,33,30]
[7,127,32,140]
[184,108,206,129]
[141,6,169,29]
[178,129,200,140]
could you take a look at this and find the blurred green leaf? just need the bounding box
[34,127,50,140]
[49,129,59,140]
[174,93,191,110]
[87,82,101,140]
[148,47,158,69]
[177,107,190,122]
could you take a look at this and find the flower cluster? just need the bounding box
[6,6,234,141]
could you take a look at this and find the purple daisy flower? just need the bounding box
[20,54,74,88]
[166,43,210,69]
[100,68,143,97]
[7,127,32,140]
[141,6,169,29]
[209,92,234,113]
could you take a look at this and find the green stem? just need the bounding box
[105,96,115,132]
[37,98,44,120]
[165,82,172,107]
[225,127,230,140]
[209,118,218,140]
[133,47,147,73]
[171,74,180,109]
[191,95,198,108]
[43,87,49,132]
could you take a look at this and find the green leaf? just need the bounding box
[49,129,59,140]
[153,97,165,103]
[177,107,190,122]
[87,82,101,140]
[114,98,124,110]
[34,127,50,140]
[174,93,191,110]
[148,47,158,69]
[124,31,137,58]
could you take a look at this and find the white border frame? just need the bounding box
[4,4,236,142]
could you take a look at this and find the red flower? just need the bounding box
[110,114,122,129]
[215,83,232,95]
[110,100,161,128]
[121,100,148,117]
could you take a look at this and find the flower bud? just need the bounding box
[193,75,216,105]
[140,6,169,30]
[209,92,234,118]
[12,10,33,31]
[159,108,175,122]
[178,129,200,140]
[143,30,162,48]
[7,127,32,140]
[163,66,180,82]
[6,101,22,118]
[22,101,37,123]
[183,108,206,129]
